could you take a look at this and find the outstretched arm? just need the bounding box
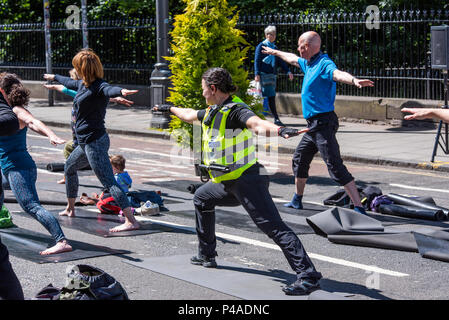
[12,106,65,145]
[44,74,79,91]
[245,116,308,138]
[153,105,198,124]
[402,108,449,123]
[332,69,374,88]
[261,46,300,68]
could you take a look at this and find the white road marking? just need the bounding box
[27,134,49,140]
[120,147,192,160]
[390,183,449,194]
[36,168,64,176]
[30,146,62,153]
[132,216,409,277]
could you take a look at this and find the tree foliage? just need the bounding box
[165,0,262,147]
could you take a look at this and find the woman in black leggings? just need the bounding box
[44,49,139,233]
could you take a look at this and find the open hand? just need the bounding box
[43,74,55,81]
[110,96,134,107]
[43,84,64,91]
[49,135,66,146]
[354,78,374,88]
[121,89,139,96]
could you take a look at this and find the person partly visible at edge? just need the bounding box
[44,68,134,184]
[254,25,294,126]
[43,48,140,233]
[153,67,323,296]
[262,31,374,215]
[0,72,72,255]
[402,107,449,122]
[0,84,24,300]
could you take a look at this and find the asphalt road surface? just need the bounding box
[4,127,449,303]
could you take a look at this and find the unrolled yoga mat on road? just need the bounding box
[16,208,173,238]
[49,209,174,238]
[276,202,330,217]
[124,254,351,300]
[413,229,449,262]
[168,209,314,234]
[306,207,449,261]
[0,227,130,264]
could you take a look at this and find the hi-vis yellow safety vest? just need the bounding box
[201,96,257,183]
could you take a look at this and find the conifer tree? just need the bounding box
[165,0,262,147]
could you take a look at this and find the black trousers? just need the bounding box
[0,237,24,300]
[292,111,354,186]
[0,176,24,300]
[193,165,322,281]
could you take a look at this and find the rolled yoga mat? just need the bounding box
[46,162,91,172]
[378,204,446,221]
[46,162,65,172]
[386,193,449,218]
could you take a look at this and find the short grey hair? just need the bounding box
[264,25,276,35]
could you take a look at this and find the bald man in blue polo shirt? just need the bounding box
[263,31,374,215]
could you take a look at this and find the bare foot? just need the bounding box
[109,221,140,233]
[40,240,73,255]
[59,208,75,217]
[57,178,66,184]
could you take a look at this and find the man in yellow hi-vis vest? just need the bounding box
[153,67,322,296]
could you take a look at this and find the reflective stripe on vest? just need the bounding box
[201,97,257,183]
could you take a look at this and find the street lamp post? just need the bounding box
[150,0,172,129]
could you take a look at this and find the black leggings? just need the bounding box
[0,238,24,300]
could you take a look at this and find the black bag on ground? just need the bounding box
[323,188,352,207]
[323,186,382,210]
[61,264,129,300]
[127,190,164,207]
[34,264,129,300]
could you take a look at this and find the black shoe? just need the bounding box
[274,119,285,126]
[282,278,320,296]
[190,254,217,268]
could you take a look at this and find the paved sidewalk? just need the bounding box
[27,98,449,172]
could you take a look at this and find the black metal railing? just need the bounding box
[0,19,156,85]
[240,9,449,100]
[0,9,448,100]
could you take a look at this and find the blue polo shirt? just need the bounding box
[297,53,337,119]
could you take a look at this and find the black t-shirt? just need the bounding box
[197,100,257,130]
[54,75,123,144]
[0,95,19,136]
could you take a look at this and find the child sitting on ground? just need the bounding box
[80,154,133,213]
[109,154,132,193]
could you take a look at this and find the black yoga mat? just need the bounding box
[413,229,449,262]
[16,208,173,238]
[378,204,446,221]
[0,227,130,264]
[168,209,314,235]
[328,232,419,252]
[124,254,350,300]
[3,197,86,207]
[306,207,384,238]
[386,193,449,218]
[46,162,91,172]
[276,202,330,217]
[46,162,65,172]
[306,207,449,260]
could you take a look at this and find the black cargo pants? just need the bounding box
[193,165,322,281]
